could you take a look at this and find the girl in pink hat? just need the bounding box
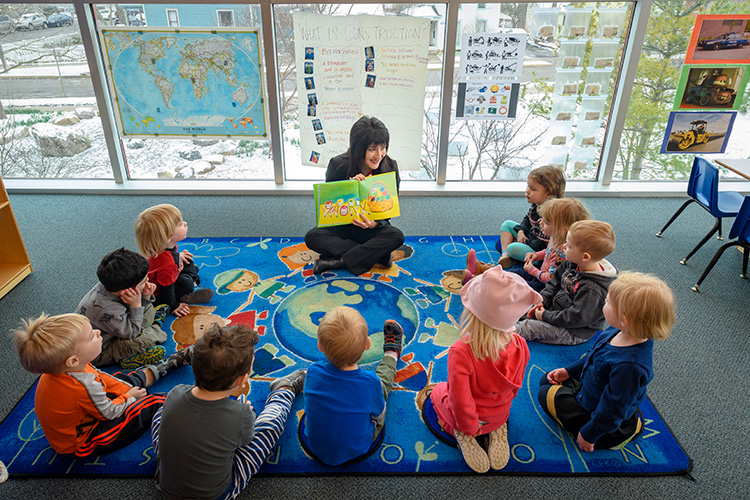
[428,266,541,473]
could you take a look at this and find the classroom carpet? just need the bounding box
[0,236,691,477]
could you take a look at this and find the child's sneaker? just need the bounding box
[383,320,404,358]
[150,345,194,378]
[180,287,214,304]
[153,304,170,327]
[487,422,510,470]
[120,345,166,369]
[454,429,490,473]
[269,369,306,396]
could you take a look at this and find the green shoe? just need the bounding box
[120,345,166,369]
[153,304,170,327]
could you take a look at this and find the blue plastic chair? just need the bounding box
[692,195,750,292]
[656,156,745,265]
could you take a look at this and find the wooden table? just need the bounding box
[716,158,750,180]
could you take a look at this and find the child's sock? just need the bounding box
[382,320,404,359]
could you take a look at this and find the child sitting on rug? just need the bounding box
[538,272,675,451]
[135,204,213,318]
[152,324,305,500]
[76,248,169,369]
[13,313,191,457]
[303,306,404,466]
[516,220,617,346]
[467,198,590,291]
[429,266,539,473]
[496,165,566,268]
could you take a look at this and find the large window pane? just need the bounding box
[0,3,113,179]
[615,0,750,181]
[277,4,445,182]
[99,3,273,180]
[441,2,632,181]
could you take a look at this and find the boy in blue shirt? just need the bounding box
[303,306,404,466]
[538,272,675,451]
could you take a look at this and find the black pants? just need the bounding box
[75,369,165,457]
[305,223,404,276]
[537,373,643,449]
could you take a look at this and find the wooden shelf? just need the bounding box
[0,176,32,300]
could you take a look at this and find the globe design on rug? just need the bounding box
[273,278,418,364]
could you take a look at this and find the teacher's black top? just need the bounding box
[325,152,401,193]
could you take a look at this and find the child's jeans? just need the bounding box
[515,319,587,346]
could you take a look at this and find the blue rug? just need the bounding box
[0,236,691,477]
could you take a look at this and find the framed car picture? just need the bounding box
[673,65,749,110]
[685,15,750,65]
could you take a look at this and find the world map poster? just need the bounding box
[99,27,266,138]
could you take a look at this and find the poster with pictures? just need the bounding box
[673,65,748,110]
[660,111,737,154]
[458,32,528,79]
[684,15,750,65]
[456,81,520,120]
[294,12,430,169]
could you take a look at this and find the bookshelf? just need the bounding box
[0,176,32,299]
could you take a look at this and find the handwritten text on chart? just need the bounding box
[297,23,429,43]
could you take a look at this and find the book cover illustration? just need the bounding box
[315,172,400,227]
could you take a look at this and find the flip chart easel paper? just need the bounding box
[294,12,430,170]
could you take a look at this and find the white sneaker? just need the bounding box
[488,423,510,470]
[454,429,490,473]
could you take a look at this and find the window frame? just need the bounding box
[6,0,748,194]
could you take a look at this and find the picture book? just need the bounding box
[314,172,400,227]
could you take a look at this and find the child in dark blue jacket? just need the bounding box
[538,271,675,451]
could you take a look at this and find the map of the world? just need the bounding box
[100,28,266,138]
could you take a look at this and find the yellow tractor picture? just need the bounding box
[675,120,710,150]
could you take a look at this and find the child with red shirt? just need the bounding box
[429,266,541,473]
[135,204,213,317]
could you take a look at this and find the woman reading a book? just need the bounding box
[305,116,405,275]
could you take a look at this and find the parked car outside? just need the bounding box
[17,13,47,30]
[698,32,750,50]
[47,13,74,27]
[0,14,15,33]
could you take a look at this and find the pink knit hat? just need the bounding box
[460,265,542,332]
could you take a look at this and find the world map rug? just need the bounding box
[0,236,692,477]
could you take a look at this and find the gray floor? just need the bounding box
[1,193,748,499]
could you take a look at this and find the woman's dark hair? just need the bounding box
[345,116,394,177]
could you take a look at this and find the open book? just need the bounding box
[314,172,400,227]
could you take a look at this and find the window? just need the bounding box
[0,2,113,179]
[217,10,235,27]
[438,2,632,181]
[166,9,179,27]
[615,1,750,181]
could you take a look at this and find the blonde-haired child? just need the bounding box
[467,198,590,288]
[429,266,541,473]
[496,165,566,268]
[135,204,213,317]
[13,313,190,457]
[521,198,590,289]
[538,271,675,451]
[303,306,404,466]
